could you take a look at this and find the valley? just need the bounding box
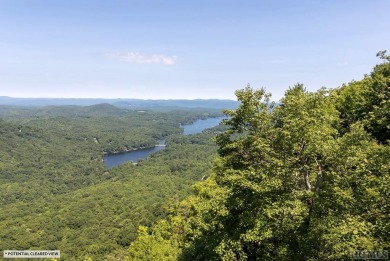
[0,103,228,260]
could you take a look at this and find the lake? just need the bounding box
[182,116,226,135]
[104,116,225,169]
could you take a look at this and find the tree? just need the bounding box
[180,84,388,260]
[333,50,390,143]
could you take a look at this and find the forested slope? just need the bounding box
[0,119,104,204]
[1,105,222,152]
[0,105,225,260]
[2,108,201,205]
[0,130,220,260]
[126,52,389,260]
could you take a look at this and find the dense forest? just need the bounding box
[1,52,389,260]
[125,52,389,260]
[0,104,225,260]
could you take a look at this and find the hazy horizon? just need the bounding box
[0,96,237,101]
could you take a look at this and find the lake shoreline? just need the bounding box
[103,116,226,169]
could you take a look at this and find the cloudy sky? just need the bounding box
[0,0,389,100]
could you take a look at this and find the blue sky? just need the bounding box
[0,0,389,100]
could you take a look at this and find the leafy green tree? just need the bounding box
[124,55,388,261]
[127,225,180,261]
[179,84,388,260]
[333,50,390,143]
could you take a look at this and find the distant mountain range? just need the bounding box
[0,96,239,110]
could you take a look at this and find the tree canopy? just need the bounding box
[127,53,389,261]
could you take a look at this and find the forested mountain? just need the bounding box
[0,118,105,204]
[0,108,223,203]
[0,128,222,260]
[1,52,388,260]
[1,106,222,153]
[126,52,389,260]
[0,105,225,260]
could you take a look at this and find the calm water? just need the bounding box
[103,139,166,169]
[104,116,225,169]
[182,117,225,135]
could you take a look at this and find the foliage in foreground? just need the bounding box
[127,52,389,260]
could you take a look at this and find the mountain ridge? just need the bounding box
[0,96,239,109]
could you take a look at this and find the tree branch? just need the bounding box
[303,167,312,191]
[314,156,323,192]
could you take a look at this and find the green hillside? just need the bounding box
[0,130,220,260]
[0,104,224,260]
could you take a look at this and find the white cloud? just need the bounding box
[106,52,177,65]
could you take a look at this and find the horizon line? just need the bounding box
[0,96,238,101]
